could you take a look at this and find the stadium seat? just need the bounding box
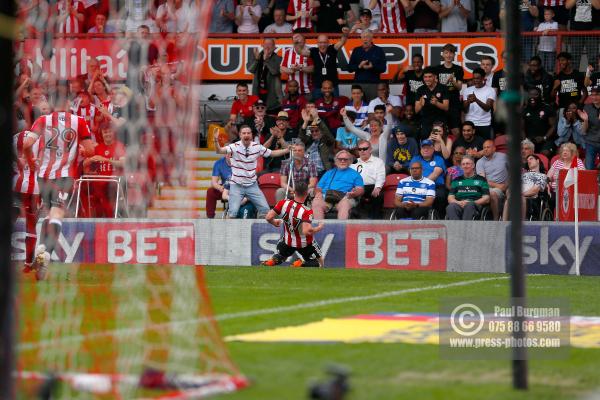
[536,153,549,171]
[382,174,407,218]
[258,172,281,207]
[550,154,560,167]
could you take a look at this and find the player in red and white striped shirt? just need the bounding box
[23,111,95,280]
[286,0,317,32]
[370,0,408,33]
[281,34,314,96]
[13,131,41,272]
[262,181,324,267]
[55,0,85,34]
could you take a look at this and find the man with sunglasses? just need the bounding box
[311,149,364,220]
[351,140,385,218]
[213,125,291,218]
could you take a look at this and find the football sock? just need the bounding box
[43,218,62,254]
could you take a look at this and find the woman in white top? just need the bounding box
[236,0,261,34]
[340,105,392,163]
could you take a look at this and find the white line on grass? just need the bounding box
[18,276,507,351]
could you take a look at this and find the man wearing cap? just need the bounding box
[262,111,296,172]
[581,86,600,170]
[243,99,276,142]
[411,139,447,217]
[298,119,335,178]
[387,124,419,174]
[351,140,385,218]
[350,8,379,33]
[247,38,283,114]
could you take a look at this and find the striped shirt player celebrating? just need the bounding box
[23,110,95,280]
[13,130,41,273]
[262,181,325,268]
[213,125,290,218]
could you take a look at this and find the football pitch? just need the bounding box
[16,265,600,399]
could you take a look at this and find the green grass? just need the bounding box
[15,265,600,399]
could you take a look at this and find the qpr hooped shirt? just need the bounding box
[281,47,314,95]
[273,199,314,248]
[378,0,407,33]
[13,131,40,195]
[225,141,272,186]
[287,0,316,31]
[31,112,92,179]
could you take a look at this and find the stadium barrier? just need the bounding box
[12,219,600,276]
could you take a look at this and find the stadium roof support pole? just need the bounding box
[0,2,16,399]
[503,0,528,390]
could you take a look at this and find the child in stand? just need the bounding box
[536,8,559,73]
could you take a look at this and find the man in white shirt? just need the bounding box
[264,8,293,33]
[463,67,496,140]
[213,125,290,218]
[351,140,386,218]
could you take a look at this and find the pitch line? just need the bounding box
[18,276,508,351]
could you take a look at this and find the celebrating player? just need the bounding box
[262,181,325,268]
[23,110,95,280]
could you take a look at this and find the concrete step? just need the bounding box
[147,209,204,219]
[153,199,206,209]
[188,178,212,187]
[185,150,220,159]
[188,160,218,169]
[161,186,209,198]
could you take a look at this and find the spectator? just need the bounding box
[350,8,379,33]
[501,0,537,62]
[394,54,425,108]
[312,149,365,219]
[298,120,336,177]
[90,78,111,110]
[551,52,587,110]
[303,30,349,99]
[262,118,291,173]
[315,80,349,131]
[446,155,490,220]
[581,87,600,170]
[82,122,126,217]
[411,139,447,216]
[480,55,495,88]
[462,67,496,140]
[428,121,453,160]
[476,140,508,220]
[521,139,536,167]
[281,33,314,97]
[156,0,190,33]
[213,125,290,218]
[344,85,369,128]
[537,0,568,30]
[453,121,485,159]
[491,52,507,98]
[434,44,462,137]
[547,142,585,194]
[502,154,548,221]
[229,83,259,127]
[439,0,471,33]
[585,56,600,88]
[522,87,556,156]
[565,0,599,70]
[445,145,465,189]
[317,0,354,32]
[335,110,360,154]
[409,0,441,32]
[88,13,116,33]
[206,155,232,219]
[210,0,236,33]
[246,100,276,141]
[341,105,393,161]
[394,160,435,219]
[247,38,283,113]
[71,91,97,136]
[281,80,307,129]
[361,0,382,28]
[276,141,318,201]
[54,0,85,34]
[387,124,419,174]
[398,104,421,140]
[124,0,158,34]
[555,102,586,151]
[535,8,558,73]
[481,15,498,32]
[236,0,262,33]
[523,56,554,103]
[369,0,409,33]
[481,0,500,30]
[264,8,293,32]
[287,0,317,32]
[82,0,109,32]
[347,31,388,101]
[350,140,386,218]
[368,82,404,125]
[415,66,449,138]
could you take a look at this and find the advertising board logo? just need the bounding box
[346,224,447,270]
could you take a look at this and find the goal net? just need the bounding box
[12,0,246,397]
